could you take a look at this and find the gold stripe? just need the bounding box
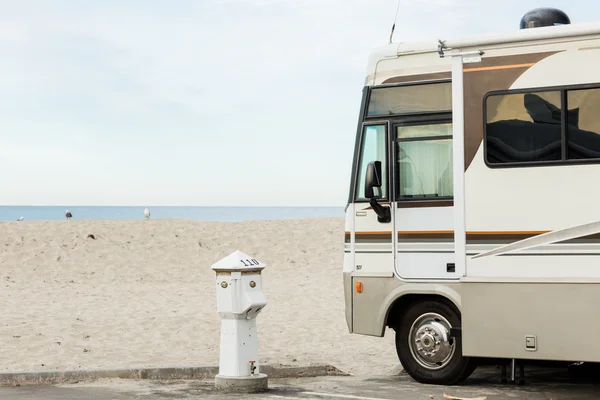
[464,63,535,73]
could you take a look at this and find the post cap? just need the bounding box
[211,250,266,272]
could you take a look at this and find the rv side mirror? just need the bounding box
[363,160,390,223]
[364,161,382,199]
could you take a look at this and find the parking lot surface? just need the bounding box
[1,364,599,399]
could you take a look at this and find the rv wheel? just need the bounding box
[395,300,477,385]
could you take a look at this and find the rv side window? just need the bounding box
[396,122,453,199]
[355,124,388,202]
[566,88,600,160]
[485,86,600,165]
[485,90,562,164]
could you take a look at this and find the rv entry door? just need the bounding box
[393,120,460,280]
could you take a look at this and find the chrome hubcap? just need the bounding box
[408,312,455,370]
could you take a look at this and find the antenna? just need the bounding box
[389,0,401,43]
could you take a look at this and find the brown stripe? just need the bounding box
[397,200,454,208]
[398,231,454,240]
[355,237,393,243]
[345,231,600,243]
[560,233,600,244]
[345,232,393,243]
[574,233,600,240]
[466,232,540,241]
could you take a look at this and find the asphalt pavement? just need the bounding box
[1,364,599,399]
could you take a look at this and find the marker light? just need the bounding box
[356,281,363,293]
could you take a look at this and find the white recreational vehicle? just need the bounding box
[343,8,600,385]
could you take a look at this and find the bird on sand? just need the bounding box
[144,206,151,219]
[65,209,72,220]
[17,216,23,221]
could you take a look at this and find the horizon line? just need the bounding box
[0,204,344,208]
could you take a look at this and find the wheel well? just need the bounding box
[385,294,461,330]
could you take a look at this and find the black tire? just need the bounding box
[395,300,477,385]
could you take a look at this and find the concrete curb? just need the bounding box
[0,363,348,387]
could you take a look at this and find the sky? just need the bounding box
[0,0,598,206]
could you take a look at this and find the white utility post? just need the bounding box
[211,250,268,392]
[438,40,483,278]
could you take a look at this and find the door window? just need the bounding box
[396,122,453,199]
[355,124,388,202]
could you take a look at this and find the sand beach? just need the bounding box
[0,218,397,376]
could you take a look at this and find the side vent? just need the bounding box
[447,263,456,273]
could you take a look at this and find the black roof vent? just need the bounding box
[520,8,571,29]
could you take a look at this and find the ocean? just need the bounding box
[0,206,345,222]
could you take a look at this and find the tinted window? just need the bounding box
[485,91,562,164]
[566,88,600,160]
[367,82,452,117]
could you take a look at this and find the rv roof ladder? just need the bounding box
[440,46,483,278]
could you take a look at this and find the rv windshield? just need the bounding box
[367,82,452,117]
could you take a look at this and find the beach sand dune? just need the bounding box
[0,218,398,376]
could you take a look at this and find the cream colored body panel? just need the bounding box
[466,145,600,232]
[461,282,600,361]
[352,205,394,275]
[395,207,454,231]
[369,53,452,86]
[395,206,457,280]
